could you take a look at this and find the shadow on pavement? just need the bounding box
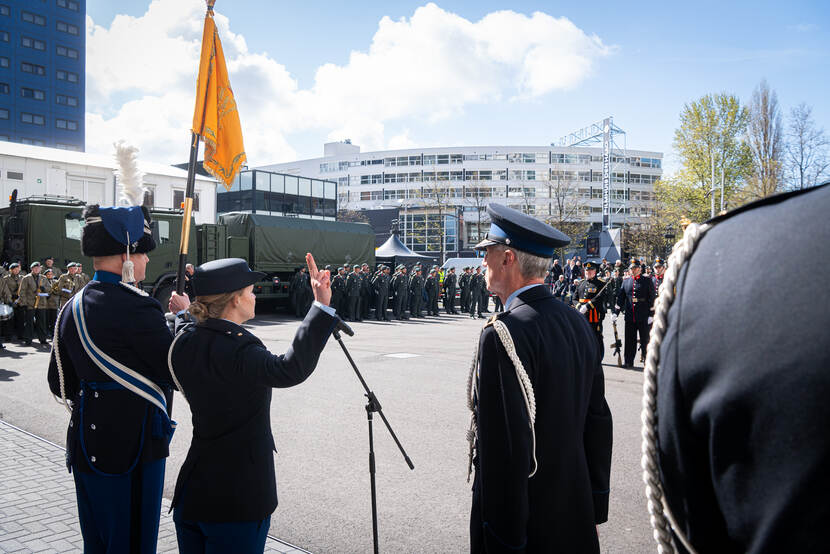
[0,369,21,381]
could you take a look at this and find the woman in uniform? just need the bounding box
[168,254,336,553]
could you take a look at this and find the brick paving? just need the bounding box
[0,420,309,553]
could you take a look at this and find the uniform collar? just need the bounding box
[197,317,249,336]
[93,270,121,284]
[505,283,544,311]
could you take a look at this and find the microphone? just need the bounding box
[334,315,354,337]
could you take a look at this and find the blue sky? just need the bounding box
[86,1,830,173]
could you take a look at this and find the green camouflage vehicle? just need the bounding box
[0,193,375,308]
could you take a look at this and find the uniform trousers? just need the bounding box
[624,318,649,366]
[24,308,48,343]
[73,458,165,554]
[375,293,389,320]
[174,508,270,554]
[469,292,481,317]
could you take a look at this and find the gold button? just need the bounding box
[237,332,243,336]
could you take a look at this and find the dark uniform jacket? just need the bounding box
[657,183,830,553]
[576,277,607,322]
[615,275,655,323]
[471,285,613,553]
[169,305,337,523]
[345,272,361,297]
[47,276,177,474]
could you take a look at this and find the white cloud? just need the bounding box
[85,1,611,165]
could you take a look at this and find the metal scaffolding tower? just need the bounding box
[555,117,627,231]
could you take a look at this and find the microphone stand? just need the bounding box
[332,328,414,554]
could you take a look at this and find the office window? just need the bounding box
[22,36,47,51]
[21,62,47,76]
[57,0,80,11]
[7,171,23,180]
[173,190,200,212]
[56,69,79,83]
[0,108,8,120]
[21,112,46,125]
[56,21,79,35]
[20,137,45,146]
[55,93,78,106]
[55,118,78,130]
[0,31,8,42]
[56,45,78,59]
[21,87,46,100]
[0,82,8,94]
[0,135,9,141]
[0,57,9,68]
[56,143,81,151]
[0,5,9,16]
[22,11,46,26]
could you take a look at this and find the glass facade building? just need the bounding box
[217,169,337,220]
[0,0,85,150]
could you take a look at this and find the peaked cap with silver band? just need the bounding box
[474,204,570,257]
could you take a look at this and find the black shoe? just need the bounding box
[24,340,32,346]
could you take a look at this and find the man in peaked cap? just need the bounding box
[18,261,50,346]
[467,204,612,553]
[47,204,190,553]
[615,259,656,368]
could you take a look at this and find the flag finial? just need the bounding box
[206,0,216,14]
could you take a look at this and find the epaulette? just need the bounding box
[119,282,149,297]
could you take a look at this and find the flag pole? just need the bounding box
[176,131,200,295]
[176,0,215,296]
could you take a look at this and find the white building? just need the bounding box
[0,142,218,224]
[258,141,662,255]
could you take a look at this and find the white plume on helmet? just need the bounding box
[114,141,146,207]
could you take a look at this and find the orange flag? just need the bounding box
[192,2,246,190]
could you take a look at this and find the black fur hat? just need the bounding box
[81,204,156,257]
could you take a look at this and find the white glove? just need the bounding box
[647,316,653,325]
[612,313,618,322]
[578,304,588,314]
[614,304,620,311]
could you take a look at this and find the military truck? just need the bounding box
[0,193,375,308]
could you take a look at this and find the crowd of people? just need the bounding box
[0,257,90,350]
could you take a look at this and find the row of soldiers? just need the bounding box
[295,262,498,322]
[0,259,89,349]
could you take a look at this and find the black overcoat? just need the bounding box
[471,285,613,553]
[169,305,336,523]
[657,183,830,553]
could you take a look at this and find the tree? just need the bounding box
[422,177,454,263]
[744,79,784,200]
[785,102,830,190]
[337,208,369,223]
[672,92,751,215]
[544,171,590,261]
[463,181,492,248]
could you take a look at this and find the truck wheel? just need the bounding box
[154,282,174,309]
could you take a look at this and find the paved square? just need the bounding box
[0,309,652,552]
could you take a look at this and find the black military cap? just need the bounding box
[337,266,344,272]
[629,259,641,269]
[324,264,332,270]
[82,204,155,257]
[584,260,600,271]
[653,257,665,267]
[475,204,569,256]
[192,258,266,296]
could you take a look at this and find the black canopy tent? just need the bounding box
[375,233,436,268]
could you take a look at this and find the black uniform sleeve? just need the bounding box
[235,305,337,388]
[476,325,532,552]
[47,308,80,400]
[583,346,613,523]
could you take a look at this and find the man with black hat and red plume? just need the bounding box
[466,204,613,553]
[614,258,656,368]
[47,143,190,553]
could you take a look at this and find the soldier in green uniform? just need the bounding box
[575,260,608,349]
[459,267,471,312]
[425,268,438,316]
[18,261,50,346]
[391,265,408,320]
[373,265,391,321]
[469,266,484,319]
[55,263,79,310]
[331,267,346,315]
[345,265,361,321]
[3,263,24,341]
[409,266,424,318]
[444,267,458,314]
[43,268,60,335]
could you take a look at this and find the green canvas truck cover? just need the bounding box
[218,213,375,272]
